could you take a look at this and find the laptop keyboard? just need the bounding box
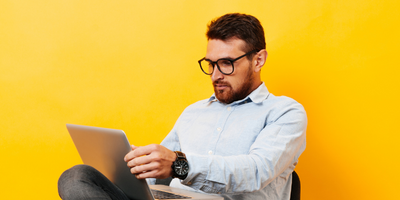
[151,189,192,199]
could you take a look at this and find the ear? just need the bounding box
[253,49,267,73]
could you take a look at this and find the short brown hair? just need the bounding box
[206,13,266,55]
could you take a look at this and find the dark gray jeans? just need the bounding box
[58,165,131,200]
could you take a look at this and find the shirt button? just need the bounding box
[208,150,213,155]
[217,127,221,132]
[227,107,231,111]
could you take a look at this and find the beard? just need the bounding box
[213,66,254,104]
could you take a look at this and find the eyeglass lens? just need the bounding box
[200,59,233,75]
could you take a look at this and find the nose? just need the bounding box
[211,65,224,81]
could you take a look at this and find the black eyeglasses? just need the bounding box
[198,50,257,75]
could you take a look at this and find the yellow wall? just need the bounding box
[1,0,399,199]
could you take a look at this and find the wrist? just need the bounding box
[171,151,189,180]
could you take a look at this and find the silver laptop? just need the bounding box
[66,124,223,200]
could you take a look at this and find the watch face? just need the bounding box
[174,160,189,175]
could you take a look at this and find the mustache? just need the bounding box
[213,80,231,87]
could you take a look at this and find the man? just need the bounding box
[58,13,307,200]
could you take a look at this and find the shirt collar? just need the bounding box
[206,82,270,104]
[247,82,270,103]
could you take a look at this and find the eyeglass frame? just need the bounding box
[198,49,258,75]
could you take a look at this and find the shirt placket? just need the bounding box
[206,104,235,155]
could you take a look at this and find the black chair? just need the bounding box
[290,171,301,200]
[156,171,301,200]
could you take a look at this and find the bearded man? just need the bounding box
[58,13,307,200]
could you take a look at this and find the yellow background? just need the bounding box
[1,0,399,199]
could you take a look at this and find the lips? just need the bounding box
[215,84,228,90]
[213,81,230,91]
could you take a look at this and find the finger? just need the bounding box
[132,165,170,179]
[131,145,138,150]
[125,144,164,163]
[130,161,161,175]
[134,163,172,179]
[125,145,140,162]
[132,144,160,158]
[127,155,153,168]
[135,170,159,179]
[124,144,146,162]
[124,150,136,162]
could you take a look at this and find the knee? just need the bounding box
[60,164,95,178]
[58,165,96,188]
[64,164,97,175]
[68,164,97,173]
[58,165,98,198]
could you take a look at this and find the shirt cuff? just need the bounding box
[180,153,208,188]
[180,153,226,193]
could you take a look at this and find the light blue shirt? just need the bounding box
[158,83,307,200]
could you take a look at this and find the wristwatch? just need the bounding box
[171,151,189,180]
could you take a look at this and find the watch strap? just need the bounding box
[175,151,186,159]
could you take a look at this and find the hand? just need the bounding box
[124,144,176,179]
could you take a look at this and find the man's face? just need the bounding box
[205,38,257,104]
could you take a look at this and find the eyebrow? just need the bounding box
[204,56,235,61]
